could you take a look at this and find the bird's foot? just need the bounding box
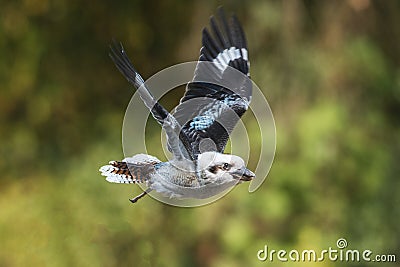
[129,189,152,204]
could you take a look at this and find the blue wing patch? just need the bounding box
[190,115,214,131]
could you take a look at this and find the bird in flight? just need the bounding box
[100,8,255,204]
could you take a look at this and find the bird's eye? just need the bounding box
[222,163,231,171]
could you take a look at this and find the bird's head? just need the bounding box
[197,151,255,185]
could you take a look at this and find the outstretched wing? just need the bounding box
[173,8,252,157]
[99,154,161,184]
[109,42,195,161]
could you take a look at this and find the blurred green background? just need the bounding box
[1,0,399,266]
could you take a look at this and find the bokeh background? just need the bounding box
[1,0,399,266]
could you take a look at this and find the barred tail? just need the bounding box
[99,154,161,184]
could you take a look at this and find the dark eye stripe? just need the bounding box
[208,166,218,174]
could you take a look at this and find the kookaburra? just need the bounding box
[100,8,255,203]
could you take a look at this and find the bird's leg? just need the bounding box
[129,188,152,204]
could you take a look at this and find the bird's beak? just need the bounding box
[232,167,255,181]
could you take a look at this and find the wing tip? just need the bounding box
[199,8,250,75]
[109,39,145,89]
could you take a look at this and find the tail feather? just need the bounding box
[100,161,138,184]
[99,154,161,184]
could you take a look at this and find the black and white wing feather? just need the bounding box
[109,42,195,161]
[109,8,251,161]
[173,8,252,157]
